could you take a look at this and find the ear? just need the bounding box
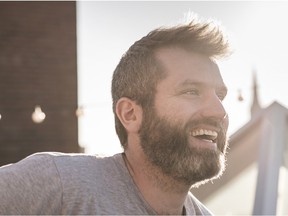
[115,97,143,133]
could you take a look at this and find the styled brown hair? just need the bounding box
[111,18,230,148]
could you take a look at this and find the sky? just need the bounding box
[76,1,288,155]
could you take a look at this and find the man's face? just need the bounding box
[139,48,229,187]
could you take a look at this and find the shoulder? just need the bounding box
[51,152,128,214]
[51,152,125,184]
[185,191,214,215]
[0,152,125,214]
[0,152,65,214]
[0,151,68,192]
[49,152,120,174]
[6,151,112,170]
[0,151,107,196]
[0,152,61,175]
[8,152,117,179]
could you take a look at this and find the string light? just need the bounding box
[31,105,46,123]
[75,106,84,117]
[237,89,244,102]
[0,87,251,123]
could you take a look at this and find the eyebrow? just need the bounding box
[178,80,204,87]
[176,79,228,93]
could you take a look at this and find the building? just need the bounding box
[191,74,288,215]
[0,2,81,166]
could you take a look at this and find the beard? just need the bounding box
[139,107,228,187]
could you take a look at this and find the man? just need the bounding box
[0,17,231,215]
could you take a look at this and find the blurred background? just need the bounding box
[0,1,287,215]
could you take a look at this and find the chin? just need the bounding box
[190,153,226,188]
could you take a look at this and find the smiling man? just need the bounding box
[0,17,230,215]
[112,19,230,215]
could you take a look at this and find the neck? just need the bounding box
[123,150,190,215]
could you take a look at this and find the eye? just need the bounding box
[182,89,199,96]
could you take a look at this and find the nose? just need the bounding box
[200,93,228,121]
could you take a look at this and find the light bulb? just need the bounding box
[76,106,84,117]
[32,105,46,123]
[237,89,244,102]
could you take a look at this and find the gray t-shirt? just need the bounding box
[0,152,213,215]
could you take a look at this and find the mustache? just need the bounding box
[186,117,226,132]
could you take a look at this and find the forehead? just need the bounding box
[155,47,225,88]
[155,47,227,94]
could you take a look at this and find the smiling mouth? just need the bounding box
[191,129,218,143]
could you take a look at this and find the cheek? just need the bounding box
[155,98,199,122]
[224,115,229,131]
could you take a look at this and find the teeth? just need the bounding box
[191,129,218,140]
